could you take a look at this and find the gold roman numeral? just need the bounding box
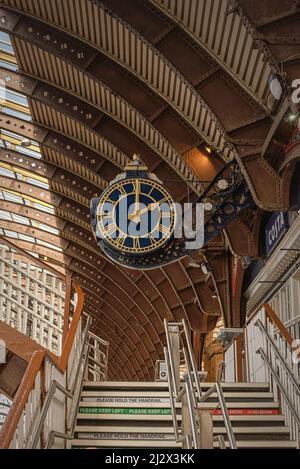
[118,185,127,196]
[149,234,158,245]
[133,238,140,250]
[115,236,126,248]
[159,224,169,236]
[104,223,116,237]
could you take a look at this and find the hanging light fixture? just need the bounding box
[268,74,283,101]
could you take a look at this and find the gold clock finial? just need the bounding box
[124,153,148,171]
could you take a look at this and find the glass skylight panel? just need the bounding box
[0,33,59,258]
[0,163,48,189]
[1,140,11,148]
[0,210,12,221]
[0,32,14,54]
[37,239,63,252]
[4,229,18,238]
[1,130,39,150]
[33,202,55,214]
[26,251,39,258]
[5,90,29,107]
[0,166,14,178]
[33,222,59,235]
[11,213,30,225]
[15,145,41,159]
[3,191,23,204]
[1,106,32,121]
[18,233,35,243]
[26,177,49,189]
[0,59,17,71]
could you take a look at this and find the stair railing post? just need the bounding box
[168,325,180,395]
[180,381,190,448]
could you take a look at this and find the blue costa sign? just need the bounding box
[265,212,289,256]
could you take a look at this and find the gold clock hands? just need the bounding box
[135,179,140,213]
[137,203,159,218]
[128,203,159,222]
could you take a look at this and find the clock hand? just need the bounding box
[128,203,159,222]
[135,179,140,213]
[137,203,159,217]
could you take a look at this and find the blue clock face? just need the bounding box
[96,178,176,254]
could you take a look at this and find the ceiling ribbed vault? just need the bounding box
[0,0,299,380]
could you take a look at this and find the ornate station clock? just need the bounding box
[90,155,180,269]
[91,156,254,270]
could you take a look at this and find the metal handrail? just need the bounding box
[30,317,92,448]
[257,347,300,428]
[30,318,108,449]
[46,341,91,449]
[163,319,179,396]
[214,435,226,449]
[182,319,202,399]
[184,379,199,449]
[198,379,237,449]
[255,319,300,394]
[164,347,180,441]
[164,319,236,449]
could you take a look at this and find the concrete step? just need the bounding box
[213,414,285,422]
[215,426,290,434]
[75,425,175,434]
[74,425,290,442]
[78,402,180,409]
[213,414,286,426]
[77,413,181,422]
[71,439,181,448]
[198,401,279,409]
[81,390,171,398]
[83,381,270,392]
[80,391,274,403]
[213,440,297,449]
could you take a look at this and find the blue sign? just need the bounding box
[265,212,289,256]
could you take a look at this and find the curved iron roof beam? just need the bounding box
[0,110,128,177]
[0,174,177,345]
[0,1,236,162]
[149,0,278,114]
[0,226,161,376]
[4,29,202,194]
[0,124,225,330]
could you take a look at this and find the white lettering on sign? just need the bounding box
[82,396,170,404]
[268,212,285,246]
[77,432,174,440]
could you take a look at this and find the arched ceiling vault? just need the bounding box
[0,0,236,161]
[0,0,299,380]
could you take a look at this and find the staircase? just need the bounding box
[72,381,179,449]
[71,380,297,449]
[0,239,109,448]
[207,382,297,448]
